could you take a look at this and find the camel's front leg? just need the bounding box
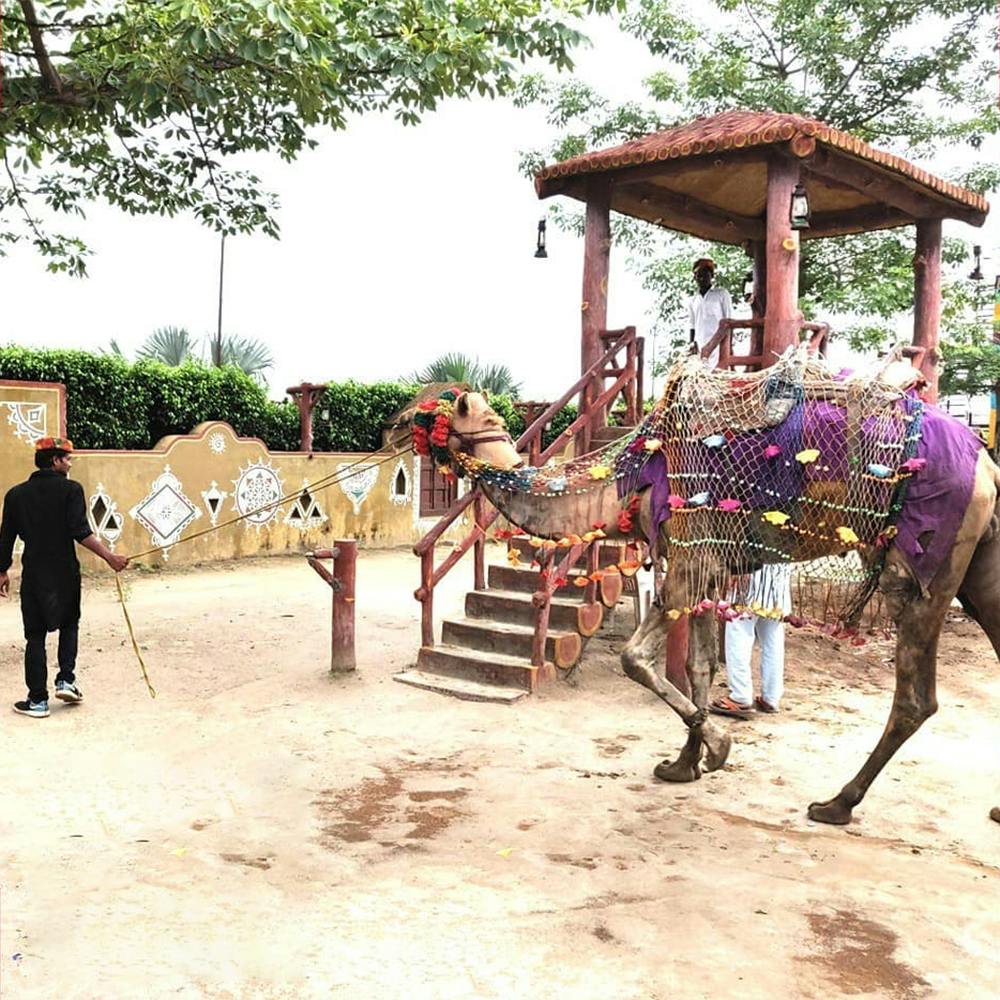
[621,609,731,783]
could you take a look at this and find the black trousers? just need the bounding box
[25,625,79,704]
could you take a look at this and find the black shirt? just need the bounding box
[0,469,93,575]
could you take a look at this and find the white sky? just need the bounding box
[3,18,998,403]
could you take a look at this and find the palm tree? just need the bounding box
[127,327,273,383]
[217,334,273,384]
[135,326,200,366]
[408,352,522,397]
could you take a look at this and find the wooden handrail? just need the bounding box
[702,318,832,368]
[514,327,636,454]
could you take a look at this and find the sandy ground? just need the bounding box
[1,546,999,1000]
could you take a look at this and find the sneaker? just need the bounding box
[13,700,50,718]
[54,681,83,704]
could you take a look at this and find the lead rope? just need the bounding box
[113,444,407,696]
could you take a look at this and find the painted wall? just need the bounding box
[0,380,462,568]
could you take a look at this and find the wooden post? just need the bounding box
[309,544,357,672]
[286,382,328,453]
[581,178,611,435]
[913,219,942,403]
[419,549,434,647]
[330,540,356,672]
[764,158,802,365]
[473,492,486,591]
[664,617,691,697]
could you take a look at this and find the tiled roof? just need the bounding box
[534,110,988,216]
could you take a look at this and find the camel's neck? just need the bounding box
[478,478,627,540]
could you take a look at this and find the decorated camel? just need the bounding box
[410,355,1000,826]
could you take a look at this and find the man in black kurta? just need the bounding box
[0,437,128,717]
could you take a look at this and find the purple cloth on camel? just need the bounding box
[630,401,982,590]
[895,403,982,589]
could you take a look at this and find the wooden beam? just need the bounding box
[614,182,763,245]
[536,148,769,200]
[802,149,985,226]
[764,157,802,363]
[803,203,914,240]
[581,178,611,434]
[913,219,942,402]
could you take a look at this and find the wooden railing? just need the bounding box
[413,326,643,659]
[702,318,830,370]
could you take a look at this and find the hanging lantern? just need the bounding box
[969,244,984,282]
[789,183,811,230]
[742,269,754,302]
[534,218,548,259]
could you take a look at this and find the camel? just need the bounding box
[429,382,1000,826]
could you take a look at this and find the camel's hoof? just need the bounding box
[989,806,1000,825]
[808,798,853,826]
[654,758,701,783]
[702,733,732,773]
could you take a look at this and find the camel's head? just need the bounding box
[411,388,522,474]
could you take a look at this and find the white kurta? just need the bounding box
[688,286,732,368]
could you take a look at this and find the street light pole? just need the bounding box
[214,234,226,367]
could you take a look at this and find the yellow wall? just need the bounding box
[0,380,465,569]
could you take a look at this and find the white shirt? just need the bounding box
[688,286,732,367]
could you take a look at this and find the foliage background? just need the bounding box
[0,348,577,453]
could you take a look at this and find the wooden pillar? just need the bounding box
[308,543,357,672]
[330,540,357,672]
[286,382,327,452]
[581,178,611,433]
[913,219,942,403]
[764,158,801,365]
[749,238,767,363]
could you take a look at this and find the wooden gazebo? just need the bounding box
[534,110,989,404]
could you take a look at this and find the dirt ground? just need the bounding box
[1,546,998,1000]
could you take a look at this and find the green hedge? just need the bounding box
[0,347,578,454]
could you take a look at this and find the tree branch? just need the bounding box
[3,151,47,244]
[17,0,66,95]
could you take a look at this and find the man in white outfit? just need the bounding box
[711,563,792,718]
[688,257,732,368]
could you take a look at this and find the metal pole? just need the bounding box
[215,234,226,366]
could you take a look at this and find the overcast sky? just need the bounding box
[3,17,998,403]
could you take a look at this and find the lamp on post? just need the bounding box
[534,218,548,259]
[789,183,811,230]
[969,244,984,282]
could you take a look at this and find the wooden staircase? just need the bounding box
[396,326,645,704]
[396,537,631,703]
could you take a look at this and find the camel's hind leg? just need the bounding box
[621,608,731,783]
[809,454,995,826]
[955,510,1000,823]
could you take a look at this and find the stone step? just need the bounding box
[509,535,627,567]
[488,563,587,596]
[465,588,590,631]
[441,617,582,669]
[415,643,552,691]
[393,669,529,704]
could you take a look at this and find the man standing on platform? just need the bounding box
[688,257,732,368]
[0,437,129,718]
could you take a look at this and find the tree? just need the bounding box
[1,0,619,275]
[517,0,998,368]
[116,326,274,382]
[408,351,523,396]
[134,326,199,366]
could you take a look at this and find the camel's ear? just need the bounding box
[481,388,491,403]
[455,392,469,418]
